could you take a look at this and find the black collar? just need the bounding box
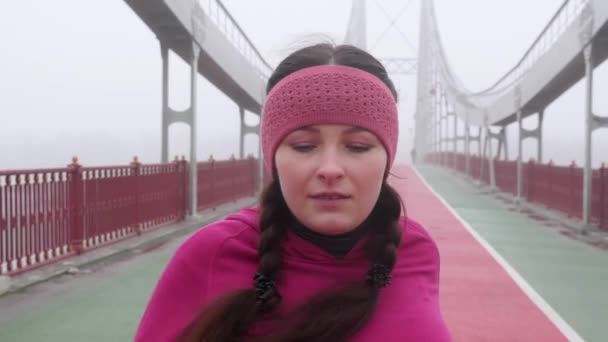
[288,220,370,259]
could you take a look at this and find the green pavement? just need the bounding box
[0,242,175,341]
[416,165,608,342]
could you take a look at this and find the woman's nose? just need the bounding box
[316,150,345,184]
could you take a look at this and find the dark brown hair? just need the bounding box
[179,43,403,342]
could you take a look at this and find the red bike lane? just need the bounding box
[389,165,567,342]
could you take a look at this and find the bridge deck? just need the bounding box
[0,166,606,341]
[409,165,608,342]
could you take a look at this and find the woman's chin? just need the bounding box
[307,216,356,235]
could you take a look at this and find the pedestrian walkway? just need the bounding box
[406,165,607,342]
[0,166,606,341]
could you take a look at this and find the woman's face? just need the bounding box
[274,124,388,235]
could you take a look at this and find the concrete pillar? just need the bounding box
[487,125,496,189]
[516,109,545,202]
[583,44,593,226]
[189,44,201,216]
[239,107,245,159]
[489,125,507,160]
[161,44,169,163]
[517,110,523,201]
[481,116,496,189]
[538,109,544,163]
[580,42,608,227]
[237,106,262,192]
[496,128,504,159]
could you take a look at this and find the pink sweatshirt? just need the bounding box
[135,207,451,341]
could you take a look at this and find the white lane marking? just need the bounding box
[410,166,584,342]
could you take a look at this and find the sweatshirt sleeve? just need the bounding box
[133,233,214,342]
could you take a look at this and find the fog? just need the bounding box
[0,0,606,170]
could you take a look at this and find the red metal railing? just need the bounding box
[196,156,258,211]
[138,161,188,231]
[494,159,517,196]
[0,156,259,275]
[426,152,606,230]
[469,155,484,182]
[0,167,73,275]
[456,153,466,174]
[526,161,580,218]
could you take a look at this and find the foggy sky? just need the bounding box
[0,0,606,170]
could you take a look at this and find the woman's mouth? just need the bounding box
[309,193,352,207]
[310,192,351,199]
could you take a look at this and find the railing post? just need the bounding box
[517,111,523,202]
[582,44,594,226]
[188,44,200,217]
[239,107,245,159]
[161,43,169,163]
[68,157,84,255]
[487,132,496,189]
[131,156,142,235]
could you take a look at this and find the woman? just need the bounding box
[135,43,451,341]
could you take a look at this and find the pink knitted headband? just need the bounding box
[261,64,398,173]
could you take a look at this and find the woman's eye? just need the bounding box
[347,144,371,153]
[290,144,316,152]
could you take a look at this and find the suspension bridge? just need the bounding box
[1,0,607,341]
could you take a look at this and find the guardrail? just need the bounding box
[426,152,606,231]
[0,156,259,275]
